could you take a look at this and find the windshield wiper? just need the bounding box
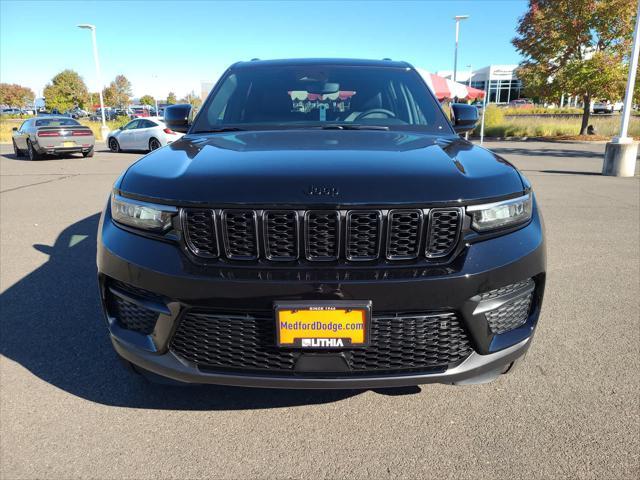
[319,124,390,131]
[193,127,246,133]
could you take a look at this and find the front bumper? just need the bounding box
[97,204,546,388]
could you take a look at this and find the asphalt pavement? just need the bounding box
[0,140,638,479]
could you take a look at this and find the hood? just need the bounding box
[119,130,524,206]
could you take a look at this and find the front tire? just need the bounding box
[12,140,24,158]
[108,137,120,153]
[149,138,161,151]
[27,140,40,161]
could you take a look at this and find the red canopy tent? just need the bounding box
[415,68,485,101]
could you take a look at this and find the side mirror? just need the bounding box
[451,103,479,134]
[12,127,18,131]
[164,103,192,133]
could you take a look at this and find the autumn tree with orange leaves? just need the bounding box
[513,0,637,134]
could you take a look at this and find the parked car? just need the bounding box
[129,105,152,118]
[98,59,546,388]
[1,108,22,115]
[508,98,534,108]
[65,107,88,119]
[12,116,94,160]
[592,100,623,114]
[106,117,183,152]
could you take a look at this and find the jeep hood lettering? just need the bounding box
[119,130,524,205]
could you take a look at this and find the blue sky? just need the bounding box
[0,0,528,99]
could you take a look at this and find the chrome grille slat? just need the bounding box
[182,207,463,263]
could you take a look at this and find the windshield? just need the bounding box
[193,65,452,133]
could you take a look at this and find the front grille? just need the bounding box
[263,211,298,261]
[426,209,462,257]
[222,210,258,259]
[170,310,472,375]
[107,294,158,335]
[485,294,533,334]
[305,211,340,261]
[182,210,218,258]
[346,211,381,260]
[182,208,463,263]
[386,209,423,259]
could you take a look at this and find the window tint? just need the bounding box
[35,118,80,127]
[124,120,140,130]
[141,120,157,128]
[194,65,451,134]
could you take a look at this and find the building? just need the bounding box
[437,65,523,104]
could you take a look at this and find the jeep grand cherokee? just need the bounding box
[97,59,546,388]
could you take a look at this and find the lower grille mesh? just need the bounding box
[170,311,472,375]
[486,294,533,334]
[107,295,158,335]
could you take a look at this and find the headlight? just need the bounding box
[110,194,176,231]
[467,194,532,232]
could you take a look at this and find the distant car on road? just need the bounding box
[129,105,153,118]
[508,98,534,109]
[65,107,88,119]
[106,117,183,153]
[12,116,95,160]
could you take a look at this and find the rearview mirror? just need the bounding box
[306,82,340,95]
[163,103,192,133]
[451,103,479,134]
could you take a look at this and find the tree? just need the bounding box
[102,74,132,108]
[0,83,35,107]
[513,0,636,134]
[43,70,89,112]
[139,95,155,106]
[166,91,177,104]
[180,91,203,109]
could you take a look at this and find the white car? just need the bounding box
[106,117,184,153]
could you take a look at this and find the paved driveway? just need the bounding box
[1,141,638,479]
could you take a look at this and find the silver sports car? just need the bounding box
[12,116,95,160]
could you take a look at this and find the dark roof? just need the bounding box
[231,58,413,69]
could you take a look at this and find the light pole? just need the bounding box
[453,15,470,83]
[602,0,640,177]
[77,24,110,140]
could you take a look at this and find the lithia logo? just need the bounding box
[301,338,344,347]
[306,185,339,196]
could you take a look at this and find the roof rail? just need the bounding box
[250,58,260,61]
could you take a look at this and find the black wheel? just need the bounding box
[149,138,161,151]
[12,139,24,157]
[108,137,120,152]
[27,140,40,160]
[82,147,94,158]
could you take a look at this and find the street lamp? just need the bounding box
[77,24,109,139]
[602,0,640,177]
[453,15,470,83]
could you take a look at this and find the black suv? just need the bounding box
[98,59,545,388]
